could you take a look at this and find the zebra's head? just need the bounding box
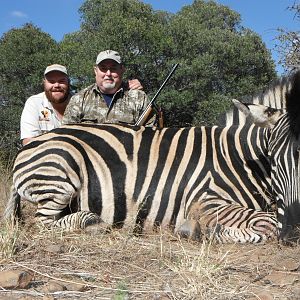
[269,71,300,242]
[268,113,300,242]
[231,98,284,129]
[234,94,300,243]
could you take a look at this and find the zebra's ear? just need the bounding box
[232,99,283,128]
[232,99,251,117]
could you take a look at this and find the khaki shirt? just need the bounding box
[62,83,149,125]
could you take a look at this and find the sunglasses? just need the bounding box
[98,65,121,73]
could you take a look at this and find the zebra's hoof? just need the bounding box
[85,223,112,235]
[177,220,202,242]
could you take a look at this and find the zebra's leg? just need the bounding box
[28,189,102,231]
[186,200,278,243]
[37,201,103,231]
[50,211,102,231]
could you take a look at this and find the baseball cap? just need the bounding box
[44,64,68,76]
[96,50,122,65]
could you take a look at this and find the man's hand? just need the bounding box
[128,79,143,90]
[22,137,32,146]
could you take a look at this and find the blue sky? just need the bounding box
[0,0,298,75]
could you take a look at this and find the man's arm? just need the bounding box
[20,98,42,145]
[61,94,83,125]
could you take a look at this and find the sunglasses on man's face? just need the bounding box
[98,64,121,73]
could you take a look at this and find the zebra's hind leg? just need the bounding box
[50,211,103,231]
[34,192,102,231]
[187,200,278,244]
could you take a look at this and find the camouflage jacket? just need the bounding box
[62,83,149,125]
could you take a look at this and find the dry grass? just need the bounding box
[0,220,234,299]
[1,172,300,299]
[0,158,13,214]
[0,220,21,259]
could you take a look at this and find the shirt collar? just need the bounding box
[93,83,126,97]
[42,92,55,111]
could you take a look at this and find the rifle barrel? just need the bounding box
[134,63,179,126]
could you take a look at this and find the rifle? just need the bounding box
[134,63,179,126]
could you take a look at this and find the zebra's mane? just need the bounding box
[286,70,300,139]
[216,69,300,127]
[241,77,288,107]
[239,69,300,108]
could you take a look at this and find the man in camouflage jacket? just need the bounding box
[62,50,151,125]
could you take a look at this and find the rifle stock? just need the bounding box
[134,63,179,126]
[135,106,154,127]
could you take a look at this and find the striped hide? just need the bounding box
[4,121,277,244]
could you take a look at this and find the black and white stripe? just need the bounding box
[4,121,278,243]
[266,70,300,242]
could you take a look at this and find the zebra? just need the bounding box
[4,119,278,244]
[217,69,300,127]
[6,71,300,243]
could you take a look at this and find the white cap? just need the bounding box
[44,64,68,76]
[96,50,122,65]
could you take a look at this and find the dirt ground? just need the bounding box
[1,204,300,300]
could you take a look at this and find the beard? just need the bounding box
[45,87,69,104]
[102,81,116,91]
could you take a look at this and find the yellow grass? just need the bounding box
[1,166,300,299]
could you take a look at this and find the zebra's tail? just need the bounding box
[2,184,21,222]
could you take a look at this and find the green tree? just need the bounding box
[0,23,61,105]
[60,0,172,91]
[0,0,278,158]
[275,3,300,72]
[0,23,60,159]
[162,0,276,126]
[60,0,276,127]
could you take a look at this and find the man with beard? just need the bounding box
[62,50,154,126]
[20,63,144,145]
[20,64,71,146]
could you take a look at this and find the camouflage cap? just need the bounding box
[96,50,122,65]
[44,64,68,76]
